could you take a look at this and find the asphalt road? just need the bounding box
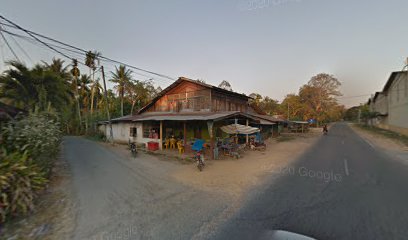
[63,137,229,240]
[213,123,408,240]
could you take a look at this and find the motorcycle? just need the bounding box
[192,139,206,171]
[129,142,137,157]
[323,128,328,135]
[194,150,205,171]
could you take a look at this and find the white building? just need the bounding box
[368,71,408,135]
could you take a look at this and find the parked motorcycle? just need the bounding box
[195,150,205,171]
[129,142,137,157]
[192,139,206,171]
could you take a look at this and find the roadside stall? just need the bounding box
[219,123,260,158]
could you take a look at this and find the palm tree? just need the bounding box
[79,74,91,103]
[42,58,70,80]
[0,61,71,112]
[85,50,102,116]
[110,65,133,116]
[70,59,82,132]
[0,61,38,110]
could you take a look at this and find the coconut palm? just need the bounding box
[85,50,102,115]
[0,61,38,110]
[70,59,82,132]
[110,65,133,116]
[42,58,70,80]
[78,74,92,109]
[0,61,71,112]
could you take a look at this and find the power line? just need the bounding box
[1,28,86,60]
[0,28,20,62]
[0,15,176,82]
[337,94,371,99]
[0,16,76,62]
[8,33,34,64]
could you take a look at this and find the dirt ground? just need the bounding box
[350,124,408,152]
[172,133,320,198]
[350,123,408,166]
[0,132,320,240]
[0,148,75,240]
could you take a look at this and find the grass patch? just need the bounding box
[355,124,408,146]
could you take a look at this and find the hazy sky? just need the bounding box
[2,0,408,107]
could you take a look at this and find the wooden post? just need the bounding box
[208,121,215,160]
[183,121,187,147]
[159,121,163,150]
[246,119,249,144]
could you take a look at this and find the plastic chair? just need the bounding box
[170,138,176,149]
[164,139,170,149]
[177,141,184,154]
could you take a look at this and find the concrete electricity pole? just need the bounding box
[101,66,114,143]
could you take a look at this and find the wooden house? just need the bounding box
[99,77,281,158]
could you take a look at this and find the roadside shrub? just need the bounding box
[0,109,61,223]
[2,110,62,174]
[0,149,48,223]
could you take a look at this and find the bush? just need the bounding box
[2,110,61,173]
[0,149,48,223]
[0,109,61,223]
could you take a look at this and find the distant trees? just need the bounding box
[280,73,344,123]
[249,93,280,115]
[218,80,232,91]
[249,73,344,123]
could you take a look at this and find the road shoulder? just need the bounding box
[349,123,408,165]
[0,144,75,240]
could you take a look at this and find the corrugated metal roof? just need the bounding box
[108,112,281,124]
[108,111,258,122]
[220,124,260,134]
[138,77,250,114]
[133,111,255,121]
[258,119,276,125]
[383,71,406,93]
[249,114,285,122]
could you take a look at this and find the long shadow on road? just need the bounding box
[213,123,408,240]
[63,136,230,240]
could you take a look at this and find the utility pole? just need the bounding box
[287,103,290,121]
[358,104,362,124]
[101,66,114,143]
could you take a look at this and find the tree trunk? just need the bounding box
[131,101,136,115]
[121,97,124,117]
[74,76,82,134]
[90,70,95,116]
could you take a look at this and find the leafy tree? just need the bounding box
[280,94,305,120]
[299,73,342,124]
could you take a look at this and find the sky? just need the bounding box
[2,0,408,107]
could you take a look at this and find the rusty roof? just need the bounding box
[138,77,250,114]
[110,111,260,122]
